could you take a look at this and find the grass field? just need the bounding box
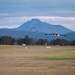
[0,45,75,75]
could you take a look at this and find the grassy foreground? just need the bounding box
[0,45,75,75]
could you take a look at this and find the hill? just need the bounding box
[14,19,73,34]
[0,19,74,41]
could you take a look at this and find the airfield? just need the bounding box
[0,45,75,75]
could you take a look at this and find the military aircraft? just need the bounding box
[45,33,67,36]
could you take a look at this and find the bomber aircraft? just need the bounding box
[45,33,67,37]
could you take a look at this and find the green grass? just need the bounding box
[34,57,75,60]
[0,45,75,75]
[0,45,22,49]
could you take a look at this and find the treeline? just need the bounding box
[0,35,75,45]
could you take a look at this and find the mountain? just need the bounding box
[64,32,75,41]
[0,28,57,41]
[0,19,75,41]
[14,19,73,34]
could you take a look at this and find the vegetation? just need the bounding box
[34,57,75,60]
[0,45,75,75]
[0,35,75,45]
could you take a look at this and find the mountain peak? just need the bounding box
[15,18,73,34]
[31,18,41,23]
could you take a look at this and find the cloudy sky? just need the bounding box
[0,0,75,31]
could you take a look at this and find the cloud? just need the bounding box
[69,17,75,21]
[0,0,75,17]
[0,0,75,30]
[0,16,75,31]
[63,24,75,31]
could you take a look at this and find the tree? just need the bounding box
[50,38,69,46]
[17,38,23,45]
[36,38,48,45]
[49,39,55,45]
[70,40,75,45]
[29,38,35,45]
[61,39,69,46]
[0,36,16,45]
[23,35,30,45]
[0,37,2,44]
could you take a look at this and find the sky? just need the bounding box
[0,0,75,31]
